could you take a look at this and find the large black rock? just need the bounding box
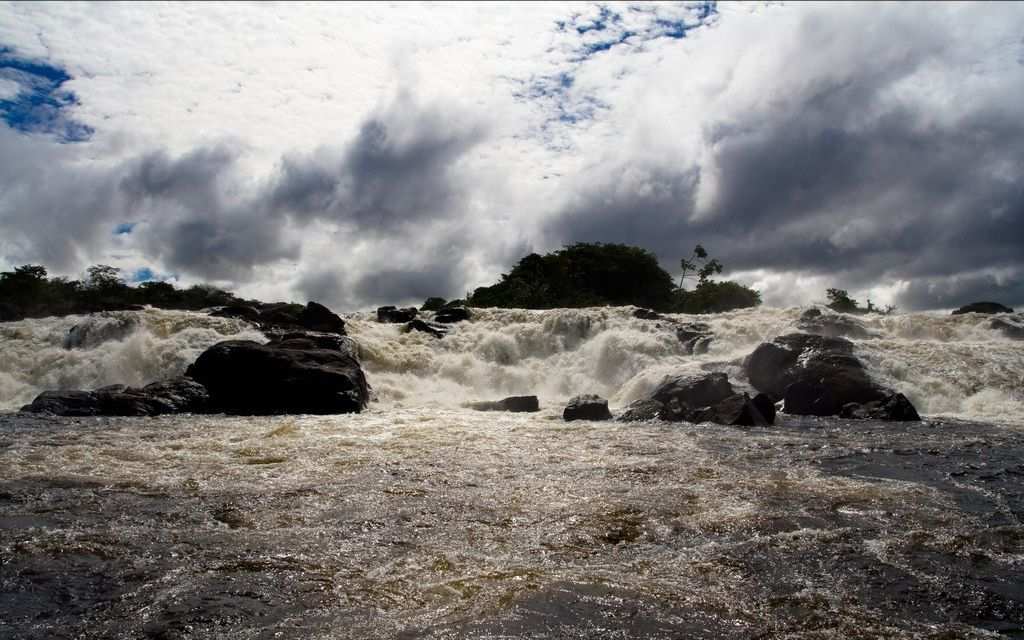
[650,372,735,412]
[211,305,262,323]
[952,302,1014,315]
[377,306,418,323]
[21,377,209,416]
[469,395,540,413]
[236,301,347,335]
[840,392,921,422]
[299,301,347,334]
[744,333,919,421]
[796,308,874,339]
[563,394,612,421]
[689,392,772,427]
[186,334,369,415]
[435,306,472,324]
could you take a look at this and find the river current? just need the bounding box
[1,306,1022,638]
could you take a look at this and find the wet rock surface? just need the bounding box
[186,334,369,415]
[952,301,1014,315]
[0,412,1020,639]
[20,377,209,416]
[468,395,540,413]
[434,306,472,324]
[796,307,875,339]
[377,306,419,324]
[563,394,612,421]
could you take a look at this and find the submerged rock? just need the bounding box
[632,308,662,320]
[377,306,418,323]
[21,377,209,416]
[617,399,665,422]
[991,316,1024,340]
[840,392,921,422]
[186,333,369,415]
[674,323,713,355]
[563,395,612,421]
[435,306,472,324]
[952,302,1013,315]
[468,395,540,413]
[404,319,448,339]
[796,308,874,339]
[63,313,141,349]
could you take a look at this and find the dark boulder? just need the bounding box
[633,308,662,320]
[186,335,369,415]
[650,372,735,411]
[21,377,209,416]
[435,306,472,323]
[690,392,772,427]
[744,333,919,421]
[468,395,540,413]
[752,393,777,425]
[421,297,447,311]
[264,330,349,351]
[211,305,261,323]
[404,319,448,339]
[298,301,346,334]
[797,308,874,339]
[563,394,612,421]
[675,323,713,355]
[991,316,1024,340]
[617,399,666,422]
[745,334,879,403]
[840,392,921,422]
[257,303,307,329]
[378,306,418,323]
[952,302,1013,315]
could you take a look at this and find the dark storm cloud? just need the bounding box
[0,95,485,291]
[547,16,1024,310]
[267,100,485,231]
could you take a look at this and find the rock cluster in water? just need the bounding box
[19,301,927,424]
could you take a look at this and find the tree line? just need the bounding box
[0,264,247,321]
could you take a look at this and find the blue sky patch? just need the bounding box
[131,267,156,283]
[0,46,94,142]
[114,222,137,235]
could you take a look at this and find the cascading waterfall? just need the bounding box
[0,308,264,410]
[1,305,1021,422]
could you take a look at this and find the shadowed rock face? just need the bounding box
[745,333,919,421]
[468,396,540,413]
[186,335,369,415]
[404,319,448,339]
[434,306,472,324]
[378,306,419,324]
[952,301,1014,315]
[21,378,209,416]
[563,394,612,421]
[213,301,347,335]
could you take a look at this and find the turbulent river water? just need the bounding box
[1,306,1022,638]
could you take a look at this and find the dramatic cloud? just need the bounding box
[0,2,1022,310]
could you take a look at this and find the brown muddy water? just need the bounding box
[1,409,1021,639]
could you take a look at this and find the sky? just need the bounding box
[0,1,1022,311]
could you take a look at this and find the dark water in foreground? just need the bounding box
[1,411,1022,639]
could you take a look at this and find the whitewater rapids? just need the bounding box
[2,305,1020,422]
[1,306,1022,638]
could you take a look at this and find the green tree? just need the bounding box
[825,288,860,313]
[678,244,723,289]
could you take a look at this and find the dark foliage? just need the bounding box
[468,243,677,310]
[0,264,250,320]
[673,280,762,314]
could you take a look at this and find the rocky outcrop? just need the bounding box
[377,306,418,323]
[435,306,472,324]
[744,333,920,421]
[468,395,540,412]
[674,323,713,355]
[638,372,775,426]
[563,394,612,421]
[21,377,209,416]
[186,333,369,415]
[404,319,448,339]
[952,302,1013,315]
[421,297,447,311]
[215,301,347,335]
[633,308,662,320]
[840,393,921,421]
[797,308,874,339]
[616,399,665,422]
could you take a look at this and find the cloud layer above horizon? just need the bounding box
[1,1,1022,310]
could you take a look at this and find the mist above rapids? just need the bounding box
[1,305,1021,424]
